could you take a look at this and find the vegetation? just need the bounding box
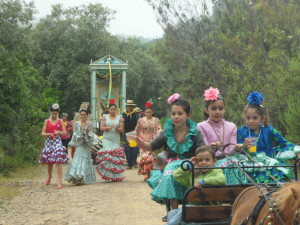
[0,0,299,175]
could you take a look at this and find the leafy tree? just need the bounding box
[30,3,115,116]
[0,0,46,175]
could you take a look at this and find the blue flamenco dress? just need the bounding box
[96,114,125,181]
[147,119,204,204]
[236,125,297,183]
[39,119,68,164]
[65,121,97,184]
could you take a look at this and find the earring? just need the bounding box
[260,122,264,127]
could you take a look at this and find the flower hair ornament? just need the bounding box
[247,91,263,106]
[145,101,152,108]
[109,99,116,105]
[204,87,220,101]
[50,103,59,111]
[168,93,180,104]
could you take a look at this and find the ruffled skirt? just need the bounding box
[147,160,187,204]
[39,136,68,164]
[138,152,156,181]
[65,143,96,184]
[216,153,294,184]
[96,147,125,181]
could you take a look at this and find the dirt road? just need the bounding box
[0,163,165,225]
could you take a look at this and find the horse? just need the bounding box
[231,182,300,225]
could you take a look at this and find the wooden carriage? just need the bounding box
[177,158,300,225]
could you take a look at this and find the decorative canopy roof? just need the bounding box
[89,55,128,70]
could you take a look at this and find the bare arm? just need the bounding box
[115,120,124,133]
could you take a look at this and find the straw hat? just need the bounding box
[134,107,141,112]
[125,100,136,106]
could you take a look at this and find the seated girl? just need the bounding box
[236,91,300,183]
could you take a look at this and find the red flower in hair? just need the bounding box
[109,99,115,104]
[145,102,152,108]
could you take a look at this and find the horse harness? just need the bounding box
[231,187,299,225]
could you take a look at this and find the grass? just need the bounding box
[0,164,43,201]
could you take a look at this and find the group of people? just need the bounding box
[38,98,162,188]
[133,88,299,224]
[38,87,300,224]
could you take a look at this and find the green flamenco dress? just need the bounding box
[147,119,200,204]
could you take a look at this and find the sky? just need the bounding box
[26,0,164,39]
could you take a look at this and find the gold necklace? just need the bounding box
[208,121,225,147]
[146,117,152,133]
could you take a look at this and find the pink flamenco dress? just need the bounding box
[96,115,125,181]
[39,119,69,164]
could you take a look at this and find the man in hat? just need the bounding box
[122,100,140,169]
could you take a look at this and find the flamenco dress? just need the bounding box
[39,119,68,164]
[65,121,97,184]
[147,119,202,204]
[96,115,125,181]
[235,125,297,183]
[217,125,298,184]
[136,117,161,181]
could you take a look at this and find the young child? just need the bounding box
[60,112,72,153]
[167,145,226,225]
[197,87,242,158]
[39,104,68,189]
[197,87,244,184]
[237,91,300,183]
[135,93,205,213]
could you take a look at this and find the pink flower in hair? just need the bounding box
[204,87,220,101]
[167,93,180,104]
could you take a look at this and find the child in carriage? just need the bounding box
[166,145,226,225]
[236,91,300,183]
[197,87,244,184]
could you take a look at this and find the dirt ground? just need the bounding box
[0,158,166,225]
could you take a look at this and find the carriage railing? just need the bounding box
[180,157,300,187]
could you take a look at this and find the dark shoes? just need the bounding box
[133,164,138,168]
[127,166,132,169]
[162,215,167,222]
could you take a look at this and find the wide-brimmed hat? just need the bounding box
[134,107,141,112]
[125,100,136,106]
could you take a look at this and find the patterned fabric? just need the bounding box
[136,117,162,147]
[147,119,204,204]
[39,119,68,164]
[96,114,125,181]
[65,121,97,184]
[65,143,96,184]
[237,125,296,159]
[197,119,237,156]
[136,117,161,180]
[39,135,68,164]
[138,153,156,181]
[147,160,187,204]
[217,125,296,184]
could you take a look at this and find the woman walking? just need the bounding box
[136,101,162,181]
[39,104,68,189]
[96,99,125,181]
[65,107,97,185]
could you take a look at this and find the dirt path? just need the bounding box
[0,162,165,225]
